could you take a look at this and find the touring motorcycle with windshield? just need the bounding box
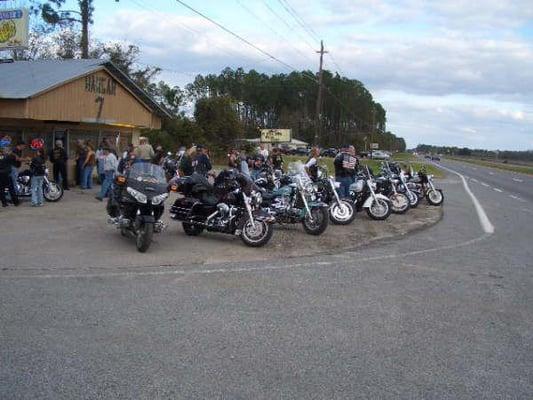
[259,162,329,235]
[107,162,169,252]
[169,170,275,247]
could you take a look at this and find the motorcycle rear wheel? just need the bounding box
[44,182,63,202]
[329,200,355,225]
[241,219,273,247]
[426,189,444,206]
[136,223,154,253]
[302,207,329,235]
[182,222,204,236]
[389,193,410,214]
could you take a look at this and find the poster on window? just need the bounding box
[0,9,29,50]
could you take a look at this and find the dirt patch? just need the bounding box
[0,189,442,270]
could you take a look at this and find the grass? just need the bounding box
[448,156,533,175]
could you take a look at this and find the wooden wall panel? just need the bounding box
[0,100,26,118]
[27,70,158,128]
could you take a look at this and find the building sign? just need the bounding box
[370,142,379,149]
[0,9,29,49]
[260,128,292,143]
[85,74,117,96]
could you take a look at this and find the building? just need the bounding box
[0,59,170,179]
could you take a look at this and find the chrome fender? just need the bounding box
[363,193,389,208]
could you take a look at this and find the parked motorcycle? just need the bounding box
[169,170,275,247]
[261,162,329,235]
[378,162,410,214]
[349,166,392,220]
[6,168,63,202]
[107,162,169,252]
[162,152,179,181]
[413,167,444,206]
[315,166,356,225]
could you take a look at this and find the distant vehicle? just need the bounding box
[358,151,369,158]
[294,147,310,156]
[371,150,391,160]
[424,155,432,160]
[431,155,441,161]
[320,148,338,157]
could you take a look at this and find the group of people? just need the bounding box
[0,137,48,207]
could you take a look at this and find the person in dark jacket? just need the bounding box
[192,145,212,177]
[0,147,19,207]
[30,148,46,206]
[334,145,358,198]
[178,146,195,176]
[10,141,26,189]
[49,140,69,190]
[269,147,284,171]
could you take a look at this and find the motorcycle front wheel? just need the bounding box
[182,222,204,236]
[136,223,154,253]
[329,200,356,225]
[302,207,329,235]
[389,193,410,214]
[426,189,444,206]
[44,182,63,202]
[366,198,391,220]
[241,219,273,247]
[406,191,420,208]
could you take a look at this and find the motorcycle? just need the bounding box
[378,162,410,214]
[260,162,329,235]
[106,162,169,253]
[413,167,444,206]
[6,168,63,202]
[162,152,179,182]
[314,166,355,225]
[169,170,275,247]
[349,166,392,220]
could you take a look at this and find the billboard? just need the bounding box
[0,9,29,50]
[260,128,291,143]
[370,142,379,149]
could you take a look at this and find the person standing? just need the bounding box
[305,147,320,181]
[192,145,212,177]
[95,148,118,201]
[334,145,357,198]
[0,147,19,207]
[134,136,155,162]
[258,144,269,159]
[153,145,165,165]
[179,146,196,176]
[10,141,26,189]
[49,140,69,190]
[81,142,96,190]
[30,148,46,207]
[74,139,86,187]
[96,138,110,184]
[270,147,284,172]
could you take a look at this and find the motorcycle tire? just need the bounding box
[366,198,391,220]
[136,223,154,253]
[240,219,274,247]
[329,200,356,225]
[406,191,420,208]
[182,222,204,236]
[389,193,410,214]
[44,182,64,202]
[302,207,329,235]
[426,189,444,206]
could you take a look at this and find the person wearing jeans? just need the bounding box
[30,148,46,206]
[81,142,96,190]
[95,148,118,201]
[334,145,358,199]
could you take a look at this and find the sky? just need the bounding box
[23,0,533,150]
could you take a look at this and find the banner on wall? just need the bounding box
[0,8,29,50]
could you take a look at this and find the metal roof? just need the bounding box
[0,59,171,118]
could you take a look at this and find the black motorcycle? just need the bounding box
[6,167,63,202]
[169,170,275,247]
[162,152,179,182]
[349,167,392,220]
[107,162,169,252]
[314,166,355,225]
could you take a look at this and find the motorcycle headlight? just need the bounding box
[151,193,168,205]
[126,187,147,204]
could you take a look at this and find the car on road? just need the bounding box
[370,150,391,160]
[431,155,441,161]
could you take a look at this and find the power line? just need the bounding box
[276,0,319,44]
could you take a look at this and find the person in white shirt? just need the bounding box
[95,148,118,201]
[305,147,320,181]
[258,144,269,159]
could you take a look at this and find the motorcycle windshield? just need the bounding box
[127,163,167,184]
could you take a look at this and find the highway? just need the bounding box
[1,158,532,399]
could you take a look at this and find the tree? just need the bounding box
[194,96,244,151]
[32,0,94,58]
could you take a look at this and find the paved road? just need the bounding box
[1,160,532,399]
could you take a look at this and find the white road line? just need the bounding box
[434,164,495,234]
[488,172,495,175]
[513,178,523,182]
[470,178,479,183]
[493,188,503,193]
[509,195,520,200]
[481,182,490,187]
[522,208,533,214]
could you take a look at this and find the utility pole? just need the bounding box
[314,40,327,146]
